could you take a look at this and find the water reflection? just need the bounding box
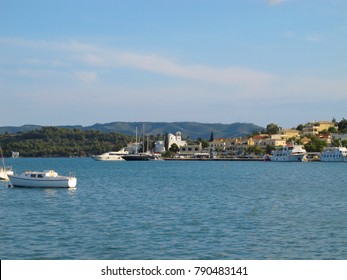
[44,188,57,196]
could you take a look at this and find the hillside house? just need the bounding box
[303,121,338,135]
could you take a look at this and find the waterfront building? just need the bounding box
[179,143,203,157]
[208,139,226,154]
[224,138,248,156]
[168,132,187,148]
[251,135,269,148]
[264,135,286,147]
[154,131,187,153]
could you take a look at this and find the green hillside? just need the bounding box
[0,122,263,139]
[0,127,132,157]
[79,121,263,139]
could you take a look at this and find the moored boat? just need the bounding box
[8,170,77,188]
[320,146,347,162]
[121,152,162,161]
[91,148,128,161]
[270,143,307,162]
[0,145,14,180]
[0,167,14,181]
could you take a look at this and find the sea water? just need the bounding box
[0,158,346,259]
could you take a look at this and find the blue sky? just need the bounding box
[1,0,346,128]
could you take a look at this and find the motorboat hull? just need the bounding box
[121,154,152,161]
[92,155,124,161]
[270,144,307,162]
[91,150,128,161]
[270,154,306,162]
[320,147,347,162]
[8,175,77,188]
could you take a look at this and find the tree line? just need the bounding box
[0,127,134,157]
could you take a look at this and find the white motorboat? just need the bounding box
[270,144,307,162]
[0,167,14,181]
[91,148,128,161]
[320,146,347,162]
[8,170,77,188]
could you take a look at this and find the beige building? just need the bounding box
[303,121,338,135]
[248,134,286,148]
[209,139,226,152]
[224,138,248,156]
[209,138,250,156]
[251,135,269,148]
[283,129,301,139]
[180,143,203,157]
[265,137,286,147]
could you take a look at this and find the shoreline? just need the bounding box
[164,157,264,161]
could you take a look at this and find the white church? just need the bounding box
[154,131,187,153]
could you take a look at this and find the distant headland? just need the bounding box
[0,121,263,139]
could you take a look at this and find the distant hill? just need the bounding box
[0,122,263,139]
[0,125,43,135]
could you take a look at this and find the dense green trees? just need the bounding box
[265,123,281,134]
[303,135,327,153]
[337,118,347,133]
[0,127,133,157]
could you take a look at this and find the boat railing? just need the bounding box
[68,172,76,178]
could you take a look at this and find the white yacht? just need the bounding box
[320,146,347,162]
[270,144,307,162]
[91,148,128,161]
[8,170,77,188]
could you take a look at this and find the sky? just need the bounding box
[0,0,346,128]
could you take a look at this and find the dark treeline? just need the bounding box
[0,127,134,157]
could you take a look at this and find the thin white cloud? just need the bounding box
[1,37,275,91]
[79,50,276,92]
[1,36,346,107]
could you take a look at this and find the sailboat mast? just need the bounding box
[135,127,138,154]
[143,123,145,153]
[0,145,6,171]
[147,136,149,153]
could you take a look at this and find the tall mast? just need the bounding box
[143,123,145,153]
[0,145,6,170]
[135,127,138,154]
[0,145,9,180]
[147,136,149,153]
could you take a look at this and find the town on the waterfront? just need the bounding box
[1,119,347,163]
[147,120,347,162]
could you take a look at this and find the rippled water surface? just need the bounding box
[1,158,346,259]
